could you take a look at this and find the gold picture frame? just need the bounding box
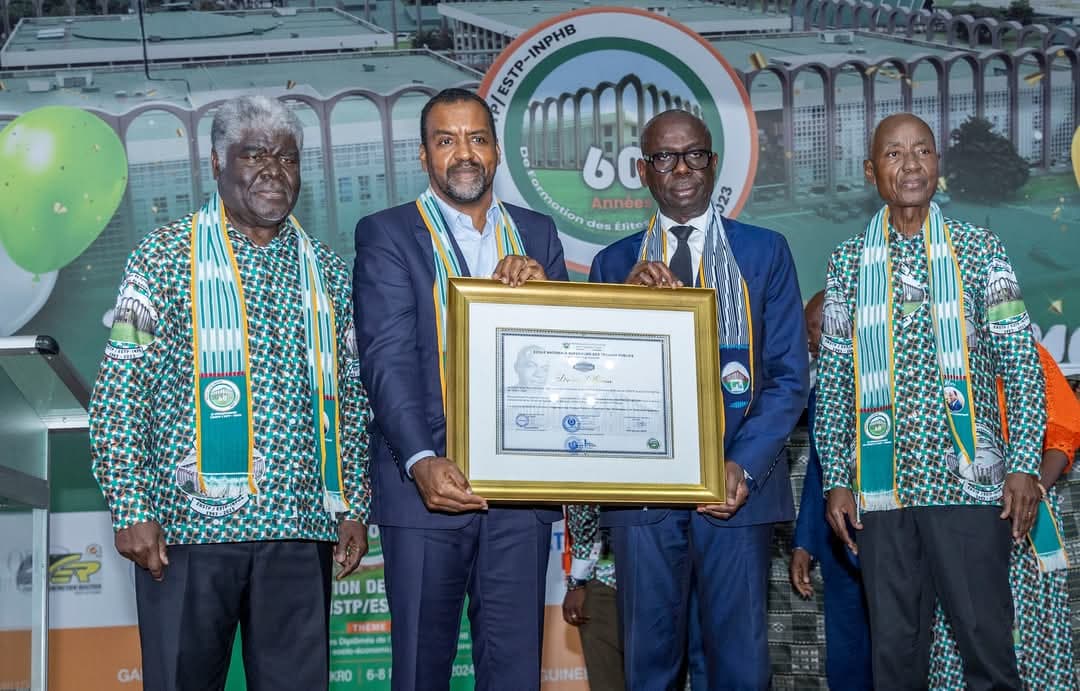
[445,277,725,504]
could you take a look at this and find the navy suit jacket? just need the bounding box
[589,215,809,528]
[793,388,826,558]
[794,387,861,568]
[353,200,568,529]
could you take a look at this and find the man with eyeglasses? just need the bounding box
[589,109,809,690]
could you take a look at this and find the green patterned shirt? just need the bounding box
[816,218,1045,507]
[566,505,616,588]
[90,214,371,545]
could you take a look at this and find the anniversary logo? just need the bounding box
[479,7,757,273]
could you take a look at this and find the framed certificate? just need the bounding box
[445,277,725,504]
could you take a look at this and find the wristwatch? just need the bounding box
[565,575,589,591]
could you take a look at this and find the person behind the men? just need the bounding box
[352,88,568,691]
[790,290,873,691]
[817,112,1045,691]
[562,505,708,691]
[562,505,624,691]
[930,342,1080,689]
[589,109,809,690]
[89,95,371,691]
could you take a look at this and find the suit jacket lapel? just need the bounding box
[412,207,472,278]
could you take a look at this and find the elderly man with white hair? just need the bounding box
[89,94,371,691]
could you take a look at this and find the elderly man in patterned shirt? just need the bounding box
[816,113,1045,691]
[89,95,371,691]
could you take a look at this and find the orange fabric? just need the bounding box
[997,343,1080,472]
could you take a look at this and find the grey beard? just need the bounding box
[443,168,489,204]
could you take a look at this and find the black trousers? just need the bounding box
[134,540,334,691]
[857,505,1020,691]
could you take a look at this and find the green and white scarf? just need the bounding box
[854,202,977,512]
[190,193,347,512]
[638,206,755,412]
[1030,496,1068,572]
[416,187,525,406]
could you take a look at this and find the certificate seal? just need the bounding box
[565,436,593,452]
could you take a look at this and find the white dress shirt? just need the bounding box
[657,206,714,285]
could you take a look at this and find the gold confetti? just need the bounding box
[1058,49,1066,58]
[53,202,68,214]
[146,89,157,97]
[1052,206,1062,221]
[937,177,948,192]
[176,128,185,138]
[864,65,878,75]
[784,151,793,159]
[92,144,101,152]
[1049,299,1063,314]
[0,80,6,91]
[151,205,158,214]
[286,79,297,89]
[749,52,767,70]
[1059,196,1065,203]
[1023,72,1044,85]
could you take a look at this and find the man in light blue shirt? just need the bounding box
[353,88,568,691]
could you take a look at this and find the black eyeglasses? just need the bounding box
[641,149,714,173]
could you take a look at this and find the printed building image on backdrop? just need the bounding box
[2,0,1080,689]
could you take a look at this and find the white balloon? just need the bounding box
[0,241,57,336]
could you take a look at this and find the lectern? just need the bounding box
[0,336,90,691]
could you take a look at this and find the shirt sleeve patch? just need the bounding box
[344,327,360,378]
[105,273,159,359]
[821,278,853,354]
[985,259,1030,335]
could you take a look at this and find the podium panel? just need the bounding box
[0,336,89,691]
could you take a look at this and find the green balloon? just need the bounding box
[0,106,128,274]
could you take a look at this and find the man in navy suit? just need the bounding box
[352,89,568,691]
[790,291,873,691]
[589,110,809,690]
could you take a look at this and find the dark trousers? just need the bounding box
[819,534,873,691]
[380,509,552,691]
[578,581,625,691]
[612,512,773,691]
[134,540,333,691]
[857,505,1019,691]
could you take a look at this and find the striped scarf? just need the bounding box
[639,205,753,390]
[190,192,347,512]
[854,202,976,512]
[416,187,525,406]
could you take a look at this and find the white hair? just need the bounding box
[210,95,304,167]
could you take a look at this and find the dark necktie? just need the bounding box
[669,225,695,287]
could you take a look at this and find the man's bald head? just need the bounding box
[864,112,939,213]
[636,110,717,223]
[640,110,712,154]
[869,113,935,159]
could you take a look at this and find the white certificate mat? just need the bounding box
[468,303,701,486]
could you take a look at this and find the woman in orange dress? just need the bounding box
[930,344,1080,689]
